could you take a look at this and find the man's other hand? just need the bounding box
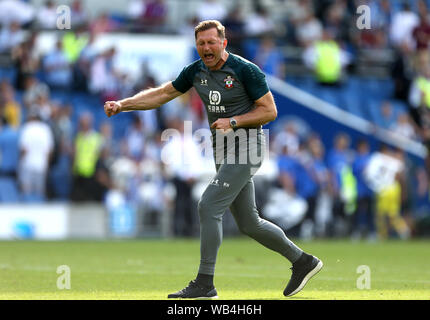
[210,118,233,133]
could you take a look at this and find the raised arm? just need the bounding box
[104,81,182,117]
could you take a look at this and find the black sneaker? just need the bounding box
[168,280,218,299]
[284,253,323,297]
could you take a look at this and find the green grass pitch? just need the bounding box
[0,238,429,300]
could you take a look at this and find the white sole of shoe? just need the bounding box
[285,259,324,297]
[195,295,219,300]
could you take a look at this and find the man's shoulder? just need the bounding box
[226,53,266,82]
[183,59,204,74]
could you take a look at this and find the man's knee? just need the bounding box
[198,197,221,222]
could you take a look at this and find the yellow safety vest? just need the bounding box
[416,76,430,108]
[63,32,88,63]
[73,131,102,178]
[315,41,341,83]
[340,166,357,215]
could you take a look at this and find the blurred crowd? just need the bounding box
[1,0,430,239]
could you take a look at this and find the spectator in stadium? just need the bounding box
[12,37,41,90]
[277,143,300,206]
[322,0,350,45]
[408,62,430,129]
[390,113,418,140]
[55,103,74,154]
[0,21,26,55]
[89,47,121,100]
[74,32,98,92]
[389,2,419,51]
[276,139,321,240]
[0,0,35,28]
[365,145,411,240]
[294,134,330,240]
[294,140,321,240]
[378,101,397,130]
[195,0,227,23]
[408,62,430,174]
[92,144,113,202]
[302,29,351,86]
[36,0,58,30]
[354,0,390,50]
[62,25,89,64]
[124,114,147,162]
[127,0,146,23]
[285,0,314,28]
[222,5,245,55]
[392,41,415,102]
[71,112,103,202]
[93,122,114,202]
[22,75,50,110]
[243,3,276,38]
[71,0,89,28]
[351,139,375,241]
[305,134,330,235]
[273,121,300,156]
[45,105,63,199]
[327,132,356,237]
[18,109,54,202]
[90,12,119,36]
[179,15,200,38]
[368,0,392,31]
[412,4,430,67]
[0,116,20,202]
[0,80,21,128]
[30,88,54,122]
[294,9,323,48]
[99,120,115,159]
[42,40,72,90]
[162,117,202,237]
[140,0,168,32]
[252,35,286,79]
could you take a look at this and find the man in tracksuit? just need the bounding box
[104,20,323,299]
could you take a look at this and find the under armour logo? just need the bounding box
[201,79,208,86]
[210,179,220,186]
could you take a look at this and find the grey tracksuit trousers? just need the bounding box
[197,136,303,275]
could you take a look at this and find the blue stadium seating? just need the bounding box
[286,74,409,130]
[0,67,16,84]
[0,178,20,202]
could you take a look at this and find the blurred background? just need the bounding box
[1,0,430,242]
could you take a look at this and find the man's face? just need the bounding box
[196,28,226,69]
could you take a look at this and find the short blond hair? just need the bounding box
[194,20,225,39]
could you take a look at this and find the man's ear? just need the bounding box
[223,38,228,49]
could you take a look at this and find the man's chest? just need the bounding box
[192,69,250,112]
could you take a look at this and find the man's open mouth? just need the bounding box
[204,53,215,60]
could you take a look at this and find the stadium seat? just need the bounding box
[390,100,409,117]
[50,90,71,105]
[368,99,384,127]
[0,177,20,203]
[0,67,16,84]
[317,86,342,106]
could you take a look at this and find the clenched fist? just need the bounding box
[210,118,233,133]
[104,101,122,117]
